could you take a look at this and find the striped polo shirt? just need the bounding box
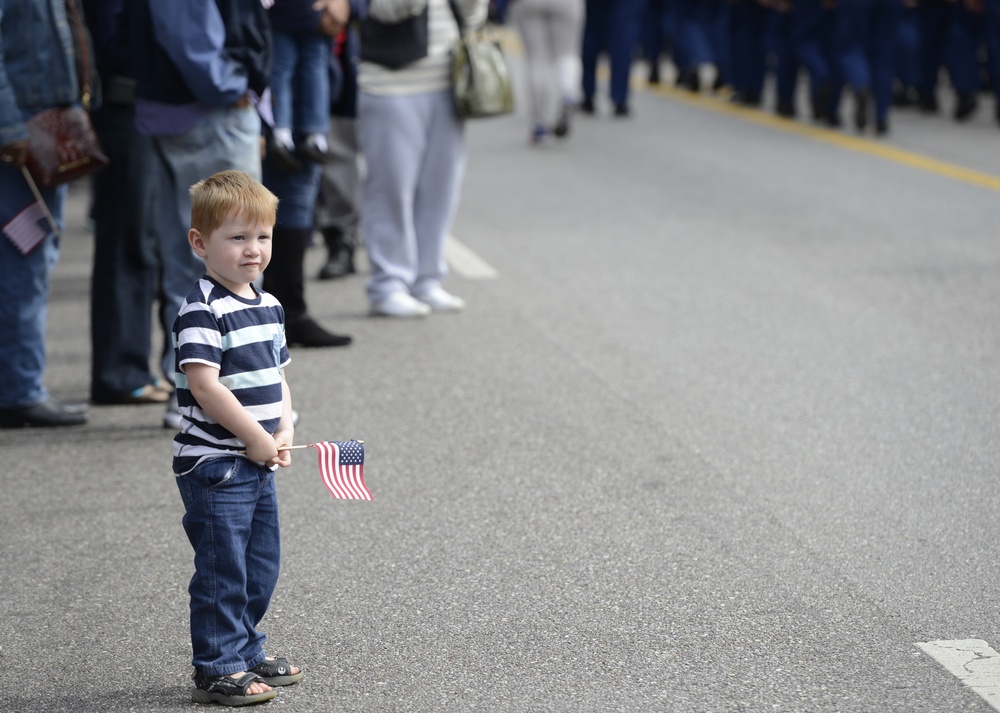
[171,276,290,475]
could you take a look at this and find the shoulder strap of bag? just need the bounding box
[446,0,466,33]
[64,0,93,108]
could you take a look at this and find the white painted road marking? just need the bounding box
[917,639,1000,710]
[446,236,499,279]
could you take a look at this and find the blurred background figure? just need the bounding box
[832,0,901,135]
[262,0,354,346]
[130,0,272,428]
[0,0,92,428]
[357,0,487,317]
[509,0,585,143]
[315,1,364,281]
[580,0,643,115]
[914,0,981,120]
[84,0,168,406]
[793,0,841,126]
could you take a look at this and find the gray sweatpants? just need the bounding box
[358,89,466,303]
[511,0,585,127]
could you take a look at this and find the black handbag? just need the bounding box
[360,5,430,70]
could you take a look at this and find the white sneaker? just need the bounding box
[414,286,465,313]
[370,291,432,318]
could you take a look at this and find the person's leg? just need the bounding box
[0,176,63,409]
[89,102,159,402]
[551,0,585,134]
[944,1,982,120]
[411,90,466,301]
[294,35,332,136]
[869,0,899,129]
[240,471,281,664]
[514,0,556,132]
[315,116,362,279]
[767,8,798,116]
[176,457,268,676]
[270,31,297,135]
[358,92,429,305]
[916,0,946,111]
[984,0,1000,122]
[552,0,585,102]
[580,0,607,107]
[608,0,643,108]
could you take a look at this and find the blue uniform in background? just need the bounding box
[833,0,901,133]
[581,0,644,113]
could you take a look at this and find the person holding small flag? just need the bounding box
[170,170,303,706]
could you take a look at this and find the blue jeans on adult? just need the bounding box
[150,106,261,382]
[89,101,159,401]
[0,166,64,408]
[176,457,280,676]
[271,30,331,136]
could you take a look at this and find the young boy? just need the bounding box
[172,170,303,706]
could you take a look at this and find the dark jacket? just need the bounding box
[268,0,323,36]
[131,0,272,106]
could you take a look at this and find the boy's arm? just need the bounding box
[184,362,281,466]
[270,369,295,469]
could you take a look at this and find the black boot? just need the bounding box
[317,227,356,281]
[286,315,352,347]
[264,227,352,347]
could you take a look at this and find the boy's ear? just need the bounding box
[189,228,207,258]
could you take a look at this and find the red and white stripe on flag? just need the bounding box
[3,202,50,255]
[312,440,372,500]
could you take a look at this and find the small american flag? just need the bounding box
[312,440,371,500]
[2,202,50,255]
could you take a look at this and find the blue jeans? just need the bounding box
[0,165,64,408]
[271,30,331,136]
[150,106,261,382]
[176,457,280,676]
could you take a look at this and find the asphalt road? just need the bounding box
[3,59,1000,712]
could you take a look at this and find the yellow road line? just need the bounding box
[644,81,1000,194]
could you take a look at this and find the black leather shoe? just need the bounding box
[613,103,630,117]
[0,396,88,428]
[317,247,355,280]
[300,135,331,164]
[579,97,595,115]
[775,99,795,119]
[268,139,303,173]
[286,316,352,348]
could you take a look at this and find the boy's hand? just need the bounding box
[245,433,280,467]
[272,428,295,469]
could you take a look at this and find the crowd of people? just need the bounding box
[3,0,997,432]
[583,0,1000,137]
[0,0,483,435]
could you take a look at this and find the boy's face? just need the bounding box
[189,211,273,296]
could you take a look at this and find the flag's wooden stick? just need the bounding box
[20,166,61,238]
[243,440,364,454]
